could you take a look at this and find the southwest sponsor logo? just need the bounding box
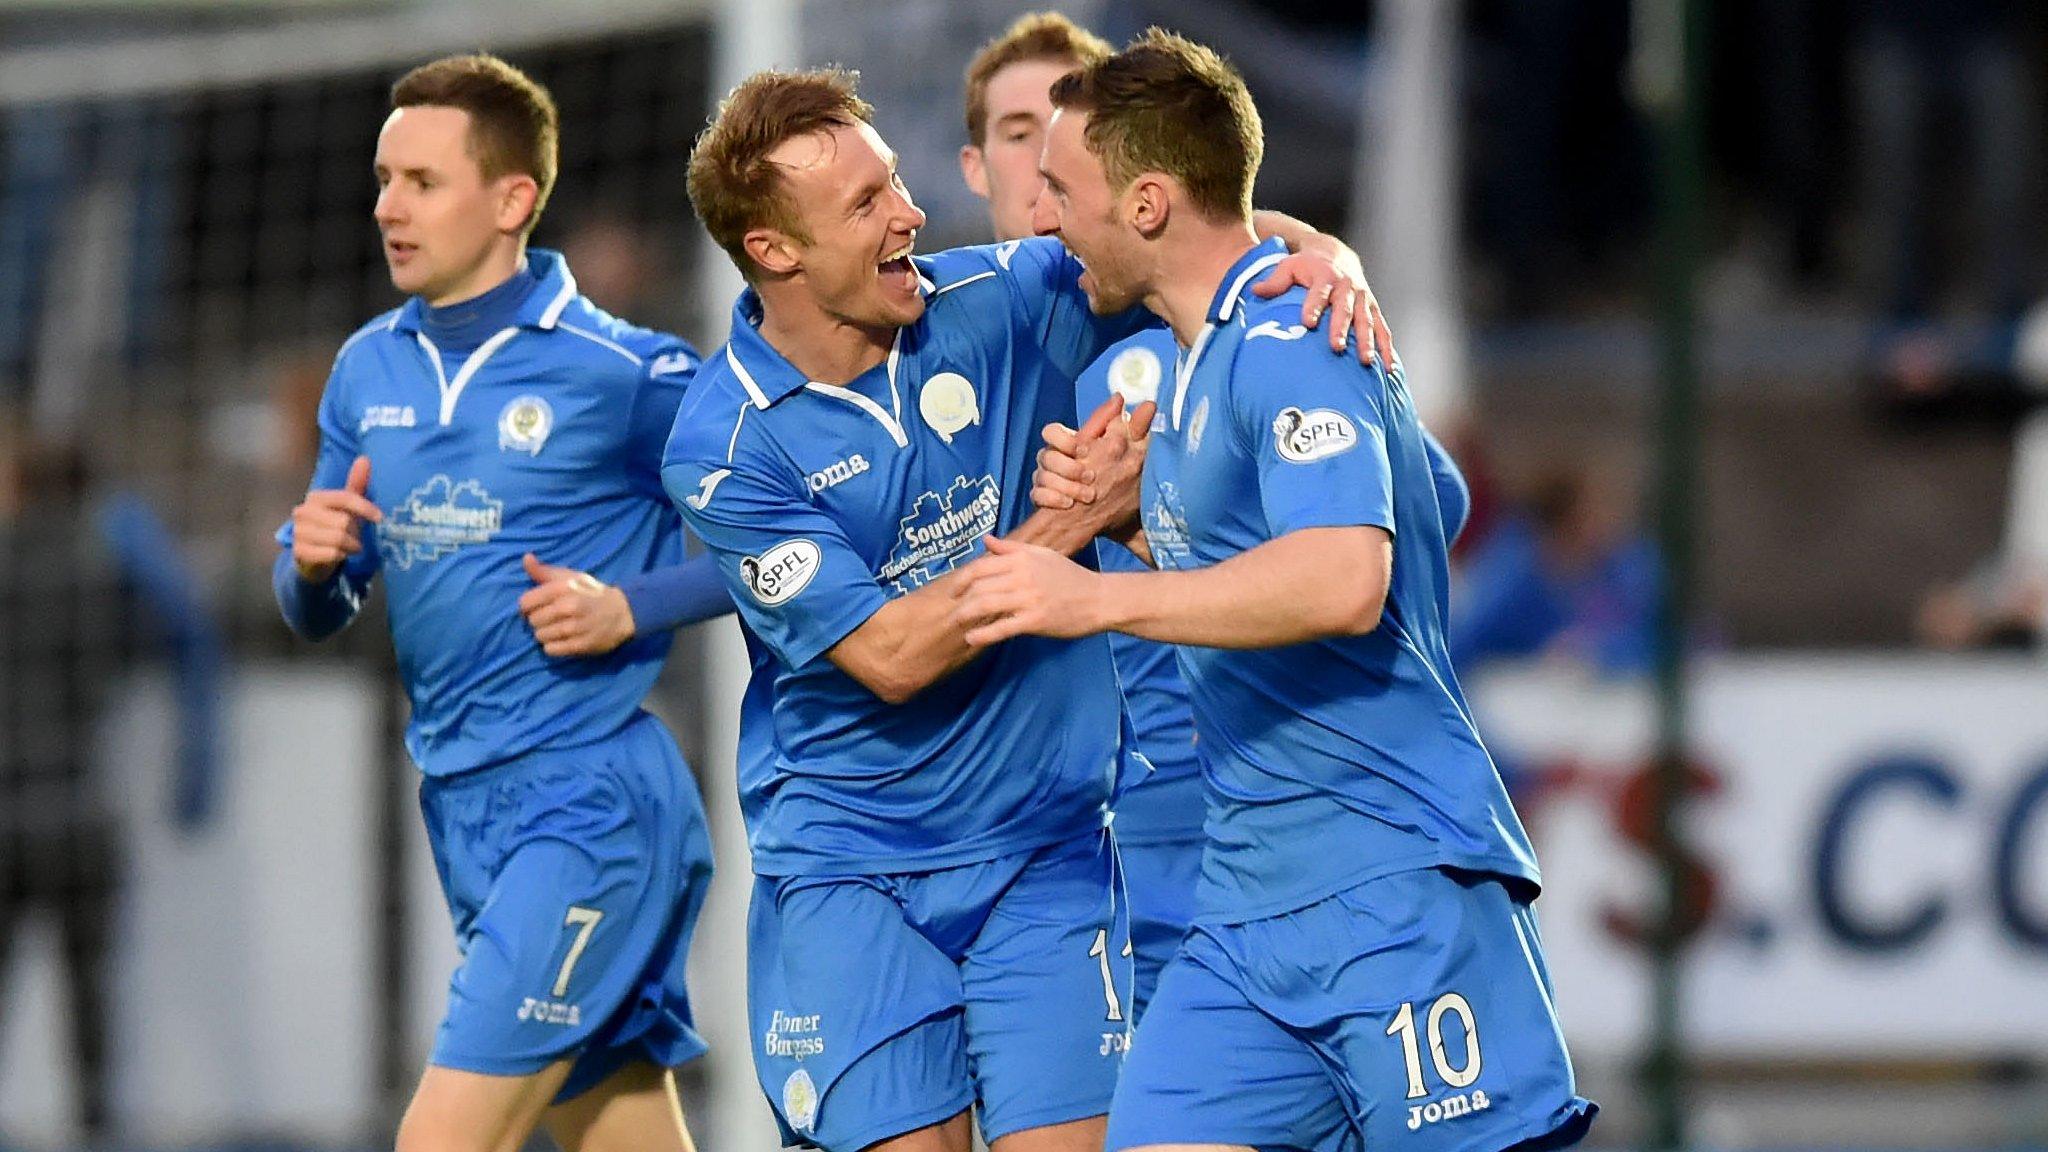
[1144,482,1192,570]
[380,475,503,569]
[741,539,821,606]
[880,475,1000,593]
[1272,405,1358,463]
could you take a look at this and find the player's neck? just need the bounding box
[423,242,528,310]
[1144,220,1261,349]
[754,291,894,386]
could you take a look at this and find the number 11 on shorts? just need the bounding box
[1087,927,1132,1022]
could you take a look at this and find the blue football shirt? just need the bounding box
[280,250,700,776]
[663,237,1150,876]
[1077,330,1205,846]
[1140,239,1540,923]
[1082,326,1477,847]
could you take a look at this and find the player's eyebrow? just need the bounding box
[993,111,1040,133]
[843,149,900,212]
[374,162,435,181]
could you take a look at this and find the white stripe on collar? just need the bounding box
[1216,251,1289,323]
[727,345,773,410]
[1171,323,1217,432]
[536,265,577,328]
[418,326,520,426]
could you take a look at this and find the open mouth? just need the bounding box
[386,240,418,262]
[878,241,916,292]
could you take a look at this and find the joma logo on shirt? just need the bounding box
[358,404,417,434]
[807,453,870,494]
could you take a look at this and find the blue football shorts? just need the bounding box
[747,829,1131,1151]
[419,710,714,1103]
[1107,866,1596,1152]
[1117,833,1202,1025]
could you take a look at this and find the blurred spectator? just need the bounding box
[0,433,223,1140]
[1854,0,2038,391]
[1914,388,2048,650]
[0,98,181,406]
[556,207,663,320]
[1451,463,1661,676]
[1466,0,1649,317]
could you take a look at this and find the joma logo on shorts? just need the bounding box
[517,997,582,1026]
[1407,1089,1491,1131]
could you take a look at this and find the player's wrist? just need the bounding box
[1091,571,1141,635]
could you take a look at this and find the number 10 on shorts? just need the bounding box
[1385,992,1482,1099]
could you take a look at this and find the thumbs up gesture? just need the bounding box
[290,455,381,583]
[518,552,638,658]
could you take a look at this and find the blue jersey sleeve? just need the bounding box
[986,237,1153,383]
[624,335,700,500]
[274,356,381,639]
[1423,427,1470,545]
[1227,318,1395,538]
[663,450,888,671]
[617,553,732,633]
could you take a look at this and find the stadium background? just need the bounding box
[2,0,2046,1150]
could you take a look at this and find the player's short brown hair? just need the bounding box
[390,53,559,236]
[687,68,875,282]
[1047,28,1262,222]
[963,11,1112,146]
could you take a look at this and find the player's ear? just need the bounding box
[960,144,990,200]
[744,228,801,278]
[1128,173,1170,238]
[497,174,540,236]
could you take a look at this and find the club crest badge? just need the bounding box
[1107,346,1162,406]
[782,1068,819,1132]
[920,372,981,444]
[498,395,554,455]
[1188,396,1212,454]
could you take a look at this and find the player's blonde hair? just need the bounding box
[687,68,875,283]
[1047,29,1262,223]
[962,12,1113,146]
